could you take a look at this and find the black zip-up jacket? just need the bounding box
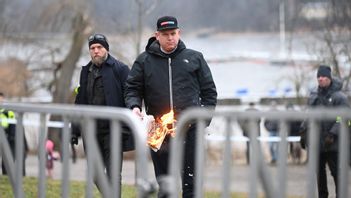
[306,78,350,151]
[125,37,217,119]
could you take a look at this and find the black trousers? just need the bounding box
[1,142,26,176]
[98,132,124,176]
[317,151,338,198]
[83,132,123,197]
[150,127,196,198]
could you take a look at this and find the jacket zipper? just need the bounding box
[168,58,174,112]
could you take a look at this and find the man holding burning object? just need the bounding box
[125,16,217,197]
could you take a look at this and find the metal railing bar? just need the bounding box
[248,119,259,198]
[338,118,349,198]
[221,117,232,198]
[61,117,70,198]
[38,113,47,198]
[307,119,319,198]
[14,112,24,198]
[111,120,122,197]
[195,119,206,198]
[277,120,288,197]
[84,117,95,198]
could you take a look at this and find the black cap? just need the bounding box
[157,16,178,31]
[88,33,109,51]
[317,65,332,79]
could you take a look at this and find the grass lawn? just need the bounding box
[1,176,302,198]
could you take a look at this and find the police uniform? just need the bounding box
[1,109,28,176]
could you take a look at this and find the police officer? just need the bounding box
[300,65,350,198]
[0,92,28,176]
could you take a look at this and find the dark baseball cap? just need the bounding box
[157,16,178,31]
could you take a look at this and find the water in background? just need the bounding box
[185,32,318,101]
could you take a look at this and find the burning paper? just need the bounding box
[145,110,176,151]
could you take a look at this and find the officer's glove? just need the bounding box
[71,134,78,145]
[324,133,334,146]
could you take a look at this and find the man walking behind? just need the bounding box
[72,33,134,196]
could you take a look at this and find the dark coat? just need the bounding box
[288,120,303,136]
[305,78,350,152]
[1,109,29,153]
[239,107,260,137]
[76,55,129,107]
[264,107,279,134]
[264,119,279,133]
[125,37,217,119]
[75,54,134,151]
[1,109,28,176]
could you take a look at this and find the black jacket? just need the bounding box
[125,37,217,119]
[75,54,134,151]
[1,109,29,153]
[264,119,279,133]
[305,78,350,151]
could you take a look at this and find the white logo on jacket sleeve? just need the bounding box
[328,98,332,103]
[183,59,189,63]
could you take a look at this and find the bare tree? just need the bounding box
[287,63,314,105]
[30,1,91,103]
[133,0,160,58]
[0,58,30,97]
[52,13,92,104]
[310,0,351,92]
[1,0,92,149]
[31,0,93,150]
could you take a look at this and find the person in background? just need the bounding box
[125,16,217,197]
[264,100,279,164]
[71,33,134,196]
[0,92,28,176]
[300,65,349,198]
[239,102,260,164]
[286,103,303,164]
[45,139,58,179]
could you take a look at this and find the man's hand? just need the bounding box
[71,135,78,145]
[324,133,334,146]
[132,107,143,119]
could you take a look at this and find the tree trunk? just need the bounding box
[52,13,90,104]
[49,12,91,152]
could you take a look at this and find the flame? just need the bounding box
[147,110,176,150]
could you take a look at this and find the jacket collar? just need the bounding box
[317,77,342,96]
[146,37,186,58]
[85,54,113,68]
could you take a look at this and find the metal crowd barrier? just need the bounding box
[164,106,350,198]
[1,103,350,198]
[0,102,153,198]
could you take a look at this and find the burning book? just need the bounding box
[145,110,176,151]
